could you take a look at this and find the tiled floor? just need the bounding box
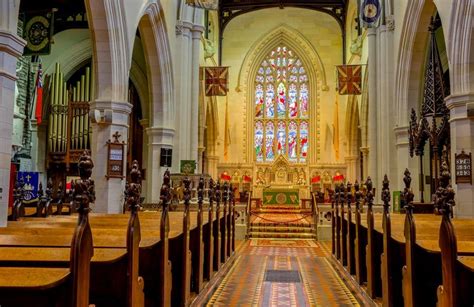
[206,240,360,306]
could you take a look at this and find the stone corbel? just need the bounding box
[176,20,193,37]
[386,15,395,32]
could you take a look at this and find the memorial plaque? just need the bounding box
[106,132,125,179]
[455,150,472,184]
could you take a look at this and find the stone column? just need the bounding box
[360,147,369,180]
[206,155,219,179]
[446,94,474,218]
[367,28,379,191]
[344,155,359,182]
[191,25,204,169]
[0,15,26,226]
[174,21,193,165]
[145,126,175,203]
[90,100,132,213]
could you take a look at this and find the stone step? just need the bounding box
[249,226,314,233]
[249,232,316,239]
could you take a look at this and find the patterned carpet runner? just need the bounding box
[206,241,360,306]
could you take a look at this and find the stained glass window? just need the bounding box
[254,46,310,162]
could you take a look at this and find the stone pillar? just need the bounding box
[174,21,193,165]
[0,19,26,226]
[191,26,204,168]
[90,100,132,213]
[446,94,474,218]
[139,118,149,198]
[345,155,359,183]
[145,126,175,203]
[367,28,379,190]
[206,155,219,179]
[360,147,369,180]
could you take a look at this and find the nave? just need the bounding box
[207,241,360,306]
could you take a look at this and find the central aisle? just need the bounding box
[206,240,360,306]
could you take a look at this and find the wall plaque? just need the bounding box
[106,132,125,179]
[454,150,472,185]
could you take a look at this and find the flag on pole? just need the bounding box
[360,0,383,28]
[204,67,229,96]
[35,63,43,124]
[333,94,340,160]
[224,96,231,160]
[336,65,362,95]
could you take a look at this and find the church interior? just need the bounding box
[0,0,473,306]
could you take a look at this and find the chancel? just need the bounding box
[0,0,472,306]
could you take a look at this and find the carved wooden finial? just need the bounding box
[160,169,171,210]
[229,183,234,203]
[402,169,414,212]
[365,176,374,209]
[346,181,352,206]
[126,160,142,212]
[198,177,204,204]
[183,177,191,208]
[339,182,346,206]
[354,180,361,210]
[209,178,215,203]
[216,180,222,205]
[73,150,95,214]
[38,182,44,198]
[433,153,455,217]
[46,178,53,199]
[223,181,229,202]
[381,174,390,209]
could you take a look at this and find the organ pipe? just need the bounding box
[47,63,93,163]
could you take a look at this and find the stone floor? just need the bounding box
[206,239,360,306]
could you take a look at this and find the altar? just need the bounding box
[252,155,310,203]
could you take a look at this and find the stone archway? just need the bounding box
[137,2,175,203]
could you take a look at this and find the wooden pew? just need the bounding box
[0,151,95,307]
[213,181,222,271]
[191,177,205,294]
[221,182,228,264]
[1,176,225,307]
[0,160,146,307]
[204,179,215,281]
[340,182,348,266]
[345,182,355,275]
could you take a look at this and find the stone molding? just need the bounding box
[0,30,25,58]
[145,126,175,147]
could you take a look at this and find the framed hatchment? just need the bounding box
[455,150,472,185]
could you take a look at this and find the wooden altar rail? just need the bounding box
[326,177,474,307]
[0,177,235,306]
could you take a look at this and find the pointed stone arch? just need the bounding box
[240,25,327,163]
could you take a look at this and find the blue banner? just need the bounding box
[17,172,39,201]
[360,0,382,28]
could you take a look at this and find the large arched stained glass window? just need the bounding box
[254,46,309,163]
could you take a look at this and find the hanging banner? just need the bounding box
[360,0,382,28]
[204,66,229,96]
[186,0,218,10]
[17,171,39,201]
[336,65,362,95]
[23,10,55,55]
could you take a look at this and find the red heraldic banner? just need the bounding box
[204,67,229,96]
[35,64,43,124]
[336,65,362,95]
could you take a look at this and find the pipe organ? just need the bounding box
[47,63,93,169]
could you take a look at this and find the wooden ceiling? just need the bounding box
[219,0,347,31]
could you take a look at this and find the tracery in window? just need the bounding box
[254,46,309,162]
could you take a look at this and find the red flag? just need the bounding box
[35,64,43,124]
[311,176,321,183]
[220,173,231,181]
[243,175,252,183]
[336,65,362,95]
